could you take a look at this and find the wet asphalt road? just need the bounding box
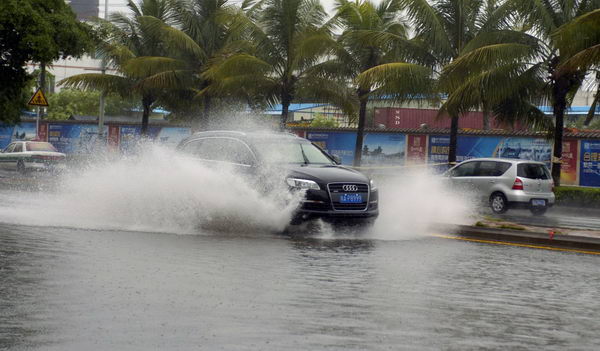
[1,167,600,350]
[2,218,600,350]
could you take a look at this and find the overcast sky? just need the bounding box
[101,0,384,19]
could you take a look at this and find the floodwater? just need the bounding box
[1,146,600,350]
[2,223,600,350]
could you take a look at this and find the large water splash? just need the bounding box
[0,142,474,238]
[0,144,301,234]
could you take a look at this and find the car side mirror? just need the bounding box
[331,154,342,164]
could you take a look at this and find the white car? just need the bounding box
[444,158,555,215]
[0,141,66,173]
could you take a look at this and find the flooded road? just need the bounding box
[2,223,599,350]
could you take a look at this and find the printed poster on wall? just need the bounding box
[119,126,162,152]
[407,135,427,164]
[492,137,552,166]
[561,140,578,185]
[155,127,192,148]
[362,133,406,166]
[306,132,356,165]
[580,140,600,187]
[428,135,552,166]
[428,135,450,163]
[48,124,106,154]
[0,122,37,149]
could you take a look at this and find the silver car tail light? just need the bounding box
[512,178,524,190]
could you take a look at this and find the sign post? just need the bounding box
[28,88,49,139]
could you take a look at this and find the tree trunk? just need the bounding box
[552,95,566,187]
[353,95,368,167]
[40,63,46,93]
[199,96,212,130]
[448,114,459,164]
[482,110,490,130]
[583,81,599,126]
[141,96,152,136]
[280,95,291,132]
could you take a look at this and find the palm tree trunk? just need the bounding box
[583,82,599,126]
[141,96,152,136]
[448,114,459,164]
[353,95,368,167]
[280,95,291,131]
[552,95,566,186]
[482,109,490,130]
[200,96,212,130]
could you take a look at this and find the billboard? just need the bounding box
[561,140,579,185]
[0,122,37,149]
[428,135,450,163]
[493,137,552,166]
[47,124,106,154]
[362,133,405,166]
[306,132,356,164]
[118,126,162,152]
[428,135,553,166]
[580,140,600,187]
[407,135,427,164]
[154,127,192,148]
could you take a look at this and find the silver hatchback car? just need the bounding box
[444,158,555,215]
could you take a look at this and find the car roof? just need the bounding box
[459,157,546,165]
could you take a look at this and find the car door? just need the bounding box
[10,142,25,170]
[448,160,479,193]
[470,161,511,200]
[0,143,16,169]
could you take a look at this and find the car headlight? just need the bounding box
[286,178,320,190]
[370,179,377,190]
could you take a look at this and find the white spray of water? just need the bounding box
[0,139,474,238]
[0,144,301,234]
[368,169,475,240]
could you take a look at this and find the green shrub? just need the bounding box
[555,186,600,208]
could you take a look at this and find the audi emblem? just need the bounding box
[342,184,359,192]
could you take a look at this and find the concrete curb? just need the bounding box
[451,225,600,253]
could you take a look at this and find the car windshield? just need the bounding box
[253,141,333,165]
[26,142,57,152]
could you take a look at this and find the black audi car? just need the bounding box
[176,131,378,224]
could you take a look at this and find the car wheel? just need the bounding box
[16,160,27,174]
[489,192,508,214]
[530,207,547,216]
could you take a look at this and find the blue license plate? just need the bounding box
[340,193,362,203]
[532,199,546,207]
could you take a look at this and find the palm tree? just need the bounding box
[129,0,252,129]
[357,0,514,164]
[60,0,178,135]
[322,0,434,166]
[202,0,337,130]
[553,8,600,126]
[505,0,600,185]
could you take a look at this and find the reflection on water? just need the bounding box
[1,224,600,350]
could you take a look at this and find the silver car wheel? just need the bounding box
[490,193,507,214]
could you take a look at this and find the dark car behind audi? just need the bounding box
[176,131,378,224]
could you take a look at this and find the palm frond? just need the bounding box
[123,56,189,78]
[58,74,134,97]
[357,62,435,101]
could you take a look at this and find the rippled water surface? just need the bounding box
[2,223,599,351]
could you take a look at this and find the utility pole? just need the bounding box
[98,0,109,138]
[37,63,46,139]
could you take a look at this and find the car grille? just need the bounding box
[327,183,369,211]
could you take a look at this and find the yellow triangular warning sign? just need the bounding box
[28,88,49,107]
